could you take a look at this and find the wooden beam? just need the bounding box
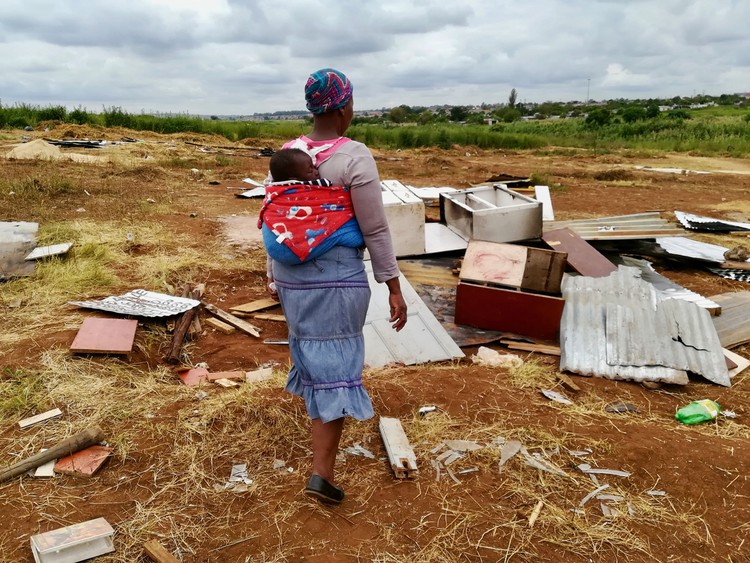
[379,417,418,479]
[252,313,286,322]
[19,408,62,429]
[205,317,235,334]
[202,302,261,337]
[144,540,180,563]
[0,426,105,483]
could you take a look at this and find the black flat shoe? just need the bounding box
[304,475,345,504]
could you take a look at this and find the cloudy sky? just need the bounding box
[1,0,748,115]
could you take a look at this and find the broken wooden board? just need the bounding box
[203,302,261,337]
[54,445,112,477]
[33,450,56,478]
[460,239,566,294]
[252,313,286,322]
[70,318,138,355]
[31,518,115,563]
[178,367,208,386]
[725,348,750,378]
[24,242,73,261]
[19,408,62,429]
[144,540,180,563]
[206,371,245,382]
[229,298,279,315]
[456,281,565,342]
[542,227,617,277]
[245,367,274,383]
[379,417,418,479]
[710,292,750,348]
[205,317,235,334]
[500,338,561,356]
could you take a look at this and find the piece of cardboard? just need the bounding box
[70,318,138,355]
[54,445,112,477]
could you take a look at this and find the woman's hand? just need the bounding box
[386,277,407,332]
[267,278,278,299]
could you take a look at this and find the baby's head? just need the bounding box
[270,148,319,182]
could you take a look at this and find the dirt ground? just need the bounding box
[1,126,750,562]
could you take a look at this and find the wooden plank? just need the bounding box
[229,298,279,314]
[203,302,261,337]
[721,260,750,271]
[214,378,240,388]
[33,450,56,478]
[206,371,244,382]
[245,367,274,383]
[460,241,527,287]
[70,318,138,354]
[542,227,617,277]
[144,540,180,563]
[205,317,235,334]
[455,281,564,342]
[252,313,286,322]
[725,348,750,378]
[521,246,566,294]
[379,417,418,479]
[534,185,555,221]
[501,339,561,356]
[54,445,112,477]
[19,408,62,429]
[710,292,750,348]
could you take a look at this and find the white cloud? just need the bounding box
[0,0,748,114]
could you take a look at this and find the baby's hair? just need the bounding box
[270,148,311,182]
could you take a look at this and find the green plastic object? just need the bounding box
[675,399,721,425]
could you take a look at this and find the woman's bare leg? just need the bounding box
[310,417,345,483]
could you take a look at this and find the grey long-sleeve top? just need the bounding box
[266,139,399,284]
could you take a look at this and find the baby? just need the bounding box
[269,148,319,182]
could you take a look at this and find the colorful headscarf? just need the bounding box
[305,68,353,115]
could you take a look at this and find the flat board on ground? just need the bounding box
[70,318,138,354]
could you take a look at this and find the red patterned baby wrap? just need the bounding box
[257,178,355,261]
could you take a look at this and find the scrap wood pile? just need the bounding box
[2,161,750,561]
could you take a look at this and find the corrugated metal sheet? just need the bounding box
[618,256,720,313]
[675,210,750,232]
[364,261,464,368]
[544,212,684,240]
[657,236,747,264]
[560,266,730,386]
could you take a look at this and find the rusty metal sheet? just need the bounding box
[544,212,684,240]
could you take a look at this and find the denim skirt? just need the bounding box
[272,245,374,423]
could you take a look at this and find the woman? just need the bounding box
[263,68,407,504]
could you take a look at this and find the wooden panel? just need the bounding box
[379,417,418,478]
[455,282,564,342]
[710,291,750,348]
[205,317,235,334]
[542,227,617,277]
[460,240,566,294]
[229,298,279,314]
[54,445,112,477]
[144,540,180,563]
[70,318,138,354]
[460,241,526,287]
[19,408,62,429]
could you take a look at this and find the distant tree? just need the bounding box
[418,110,434,125]
[67,107,91,125]
[645,104,660,119]
[388,106,408,123]
[585,107,612,127]
[621,106,646,123]
[449,105,469,122]
[666,109,691,120]
[508,88,518,109]
[210,115,220,120]
[493,107,522,123]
